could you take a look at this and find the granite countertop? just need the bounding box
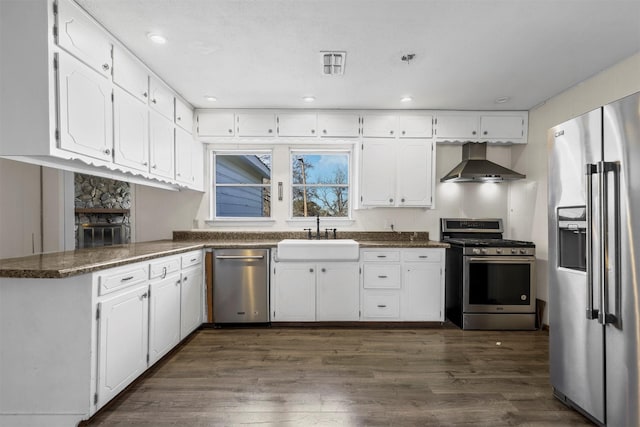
[0,231,449,279]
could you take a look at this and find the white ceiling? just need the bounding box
[76,0,640,111]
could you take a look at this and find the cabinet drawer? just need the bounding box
[181,251,203,268]
[149,256,181,280]
[402,249,442,263]
[362,291,400,319]
[363,264,401,289]
[362,250,400,262]
[98,264,149,296]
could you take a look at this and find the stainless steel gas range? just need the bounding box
[441,218,536,330]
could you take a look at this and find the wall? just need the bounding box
[509,52,640,325]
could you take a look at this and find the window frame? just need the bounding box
[210,149,274,221]
[289,148,353,220]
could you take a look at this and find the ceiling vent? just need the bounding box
[321,51,346,75]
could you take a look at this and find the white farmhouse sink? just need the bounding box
[277,239,359,261]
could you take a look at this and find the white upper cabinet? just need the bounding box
[175,98,194,133]
[317,113,360,137]
[399,114,433,138]
[149,77,174,121]
[397,141,433,206]
[149,112,175,179]
[435,111,528,143]
[55,0,112,78]
[362,114,398,138]
[175,127,194,186]
[359,140,397,206]
[434,114,479,140]
[277,113,317,137]
[57,53,113,162]
[113,87,149,172]
[479,115,526,141]
[197,111,235,137]
[237,113,276,137]
[112,45,149,103]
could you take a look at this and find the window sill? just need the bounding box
[285,218,355,227]
[204,218,276,227]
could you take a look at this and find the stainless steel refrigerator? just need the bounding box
[548,91,640,426]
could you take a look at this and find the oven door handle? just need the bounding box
[466,257,534,263]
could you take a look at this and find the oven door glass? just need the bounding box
[463,257,535,312]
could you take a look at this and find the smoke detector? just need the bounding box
[321,51,346,75]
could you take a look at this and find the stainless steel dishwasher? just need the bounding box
[213,249,269,324]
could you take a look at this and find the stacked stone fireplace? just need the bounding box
[74,174,132,249]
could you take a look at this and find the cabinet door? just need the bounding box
[362,114,398,138]
[317,113,360,137]
[480,115,525,141]
[149,77,174,120]
[399,114,433,138]
[112,45,148,103]
[360,140,396,206]
[148,273,181,365]
[113,87,149,172]
[191,142,204,191]
[435,114,479,140]
[278,113,317,137]
[57,53,113,162]
[175,98,194,133]
[237,113,276,137]
[316,263,359,321]
[397,140,433,207]
[97,284,149,409]
[198,111,235,137]
[402,262,443,321]
[272,263,316,321]
[56,0,112,77]
[175,127,193,185]
[149,113,175,179]
[180,265,203,339]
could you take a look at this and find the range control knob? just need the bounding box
[481,248,488,254]
[511,249,518,254]
[472,248,481,254]
[520,249,527,255]
[496,248,502,254]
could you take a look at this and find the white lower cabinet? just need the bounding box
[97,284,149,408]
[361,248,445,321]
[316,263,360,321]
[0,250,205,426]
[271,260,360,321]
[148,272,181,365]
[180,264,204,339]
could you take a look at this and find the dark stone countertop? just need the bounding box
[0,232,449,279]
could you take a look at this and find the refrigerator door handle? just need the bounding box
[585,163,598,320]
[597,161,620,325]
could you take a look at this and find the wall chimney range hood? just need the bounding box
[440,142,525,183]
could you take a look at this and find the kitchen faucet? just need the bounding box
[304,216,336,239]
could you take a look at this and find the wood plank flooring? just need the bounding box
[85,326,592,426]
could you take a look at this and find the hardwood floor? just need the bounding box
[85,326,592,426]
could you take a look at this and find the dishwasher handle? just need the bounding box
[215,255,265,260]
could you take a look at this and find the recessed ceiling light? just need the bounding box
[204,96,217,102]
[302,96,315,103]
[495,96,510,104]
[401,96,413,103]
[147,33,167,44]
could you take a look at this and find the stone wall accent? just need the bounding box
[75,174,132,248]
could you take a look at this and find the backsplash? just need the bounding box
[74,174,132,248]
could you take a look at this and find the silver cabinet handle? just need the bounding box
[377,275,388,279]
[419,255,428,259]
[190,258,197,262]
[139,292,148,300]
[152,99,157,104]
[215,255,264,260]
[401,198,405,202]
[183,276,188,282]
[402,130,406,135]
[152,165,157,169]
[323,129,327,134]
[161,266,167,279]
[377,304,387,308]
[268,129,273,133]
[389,198,394,203]
[121,276,134,282]
[377,255,387,258]
[102,63,110,71]
[177,116,182,121]
[176,280,180,286]
[143,161,148,166]
[389,130,394,135]
[483,131,488,135]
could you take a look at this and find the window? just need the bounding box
[291,151,350,218]
[213,152,272,218]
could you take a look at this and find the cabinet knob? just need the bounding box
[104,148,111,155]
[401,198,405,202]
[309,268,314,273]
[177,172,181,177]
[177,116,182,121]
[152,164,157,169]
[176,280,181,286]
[311,129,315,134]
[321,268,326,273]
[152,99,157,104]
[184,276,188,281]
[143,161,148,166]
[323,129,327,134]
[472,130,477,135]
[139,292,148,300]
[102,63,110,71]
[390,130,394,135]
[143,92,148,98]
[402,130,406,135]
[228,129,233,133]
[483,131,488,135]
[389,198,394,203]
[268,129,273,134]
